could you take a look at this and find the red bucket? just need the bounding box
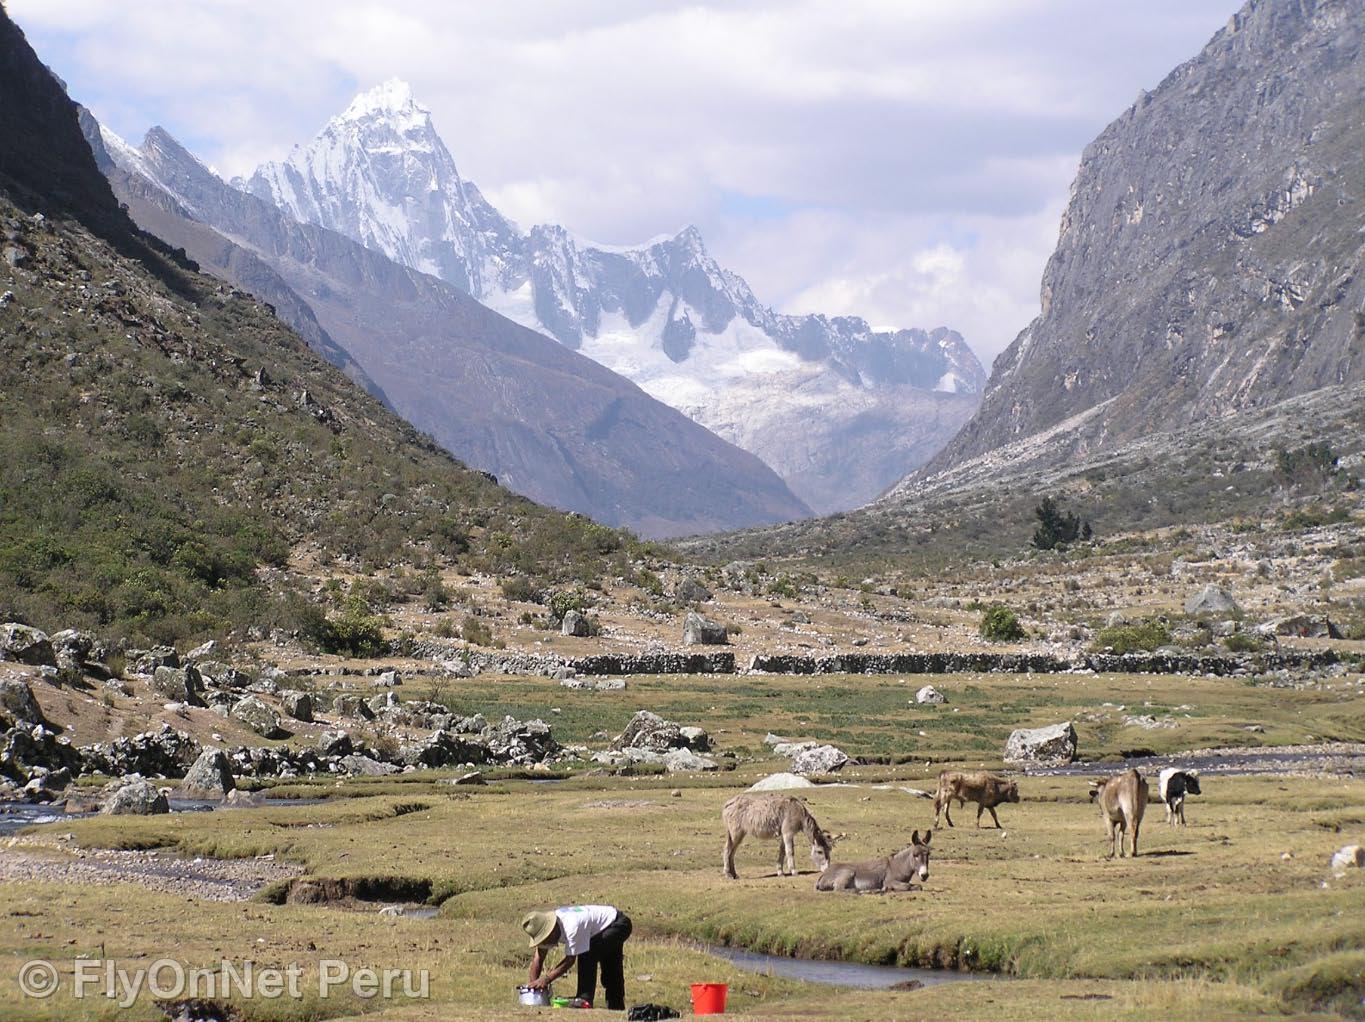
[691,982,728,1016]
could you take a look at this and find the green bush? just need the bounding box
[979,605,1025,642]
[499,576,539,603]
[1092,620,1171,655]
[1032,495,1092,550]
[546,588,588,623]
[460,615,494,646]
[1224,632,1264,654]
[315,609,388,657]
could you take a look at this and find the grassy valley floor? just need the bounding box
[3,669,1363,1020]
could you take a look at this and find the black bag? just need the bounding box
[627,1005,680,1021]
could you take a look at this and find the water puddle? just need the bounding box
[707,946,991,989]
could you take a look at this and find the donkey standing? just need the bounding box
[815,830,933,893]
[722,793,834,879]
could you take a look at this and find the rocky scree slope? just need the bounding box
[927,0,1364,477]
[0,8,636,640]
[88,121,811,538]
[240,80,985,512]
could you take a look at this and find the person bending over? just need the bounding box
[522,904,633,1009]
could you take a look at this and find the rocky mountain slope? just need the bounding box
[926,0,1363,476]
[0,7,647,640]
[241,81,985,511]
[85,126,810,538]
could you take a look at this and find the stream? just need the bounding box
[707,946,991,989]
[0,796,325,836]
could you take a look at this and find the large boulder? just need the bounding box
[1,724,80,781]
[101,779,170,815]
[80,724,199,777]
[682,612,728,646]
[196,661,250,690]
[791,744,849,775]
[282,691,313,722]
[916,685,947,705]
[0,678,46,727]
[338,754,399,776]
[230,696,285,739]
[561,610,591,637]
[0,624,55,667]
[748,772,815,791]
[372,670,402,688]
[181,748,235,797]
[1004,721,1078,766]
[152,665,204,706]
[616,710,686,752]
[1184,584,1241,617]
[679,725,711,751]
[333,694,375,720]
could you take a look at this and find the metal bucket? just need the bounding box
[517,984,552,1007]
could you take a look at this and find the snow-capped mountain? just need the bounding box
[242,80,986,511]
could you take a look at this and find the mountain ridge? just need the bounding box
[923,0,1363,479]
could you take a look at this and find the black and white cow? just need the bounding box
[1158,768,1201,826]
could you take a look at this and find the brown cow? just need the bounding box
[933,770,1020,829]
[1089,768,1148,858]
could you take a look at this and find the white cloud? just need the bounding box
[10,0,1241,361]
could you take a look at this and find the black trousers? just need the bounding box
[575,911,632,1009]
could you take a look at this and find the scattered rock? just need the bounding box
[449,770,485,786]
[561,610,591,637]
[317,730,353,757]
[338,754,399,776]
[1260,614,1342,639]
[679,725,711,751]
[0,678,46,726]
[682,612,728,646]
[1004,721,1078,766]
[130,646,179,675]
[0,623,55,667]
[372,669,402,688]
[101,779,169,815]
[282,691,313,722]
[1184,584,1241,616]
[616,710,686,752]
[184,640,216,662]
[916,685,947,705]
[675,576,713,604]
[152,666,204,707]
[181,749,235,798]
[333,694,375,720]
[230,696,284,739]
[661,748,718,773]
[791,744,849,775]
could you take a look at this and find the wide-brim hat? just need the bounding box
[522,910,558,947]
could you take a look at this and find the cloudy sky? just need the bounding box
[12,1,1240,365]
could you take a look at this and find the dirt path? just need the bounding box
[0,842,300,901]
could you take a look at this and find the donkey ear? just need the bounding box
[910,830,920,845]
[922,829,932,845]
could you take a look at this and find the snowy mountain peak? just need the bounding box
[239,86,987,511]
[338,77,427,125]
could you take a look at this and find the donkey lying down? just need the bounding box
[815,830,932,893]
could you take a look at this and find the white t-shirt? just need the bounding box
[554,905,619,956]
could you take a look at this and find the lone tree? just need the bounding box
[1032,496,1091,550]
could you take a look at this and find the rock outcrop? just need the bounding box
[1004,722,1078,767]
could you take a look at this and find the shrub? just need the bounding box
[979,605,1025,642]
[1032,495,1092,550]
[460,615,494,646]
[1224,632,1264,654]
[1092,620,1171,655]
[500,576,539,603]
[1274,442,1340,487]
[634,569,664,597]
[546,588,588,623]
[316,609,388,657]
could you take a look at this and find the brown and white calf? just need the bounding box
[933,770,1020,829]
[722,793,834,879]
[815,830,933,893]
[1089,769,1148,858]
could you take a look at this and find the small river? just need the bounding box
[707,945,991,989]
[0,796,324,836]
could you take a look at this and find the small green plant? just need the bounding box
[499,576,539,603]
[979,605,1025,642]
[634,569,664,597]
[546,588,588,623]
